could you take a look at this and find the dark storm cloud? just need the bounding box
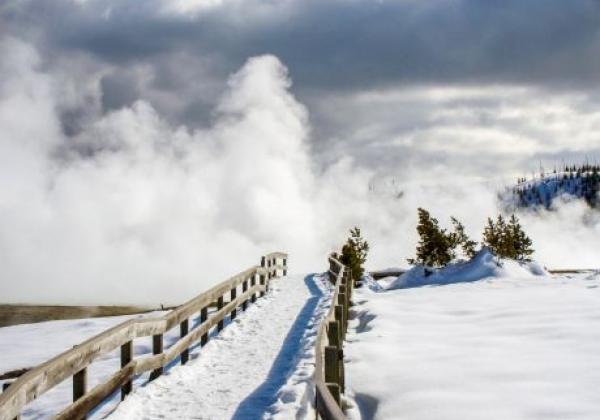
[2,0,600,174]
[3,0,600,92]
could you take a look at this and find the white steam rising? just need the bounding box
[519,199,600,269]
[0,37,598,305]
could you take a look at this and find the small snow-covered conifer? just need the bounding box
[340,227,369,283]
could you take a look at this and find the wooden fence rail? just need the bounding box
[0,252,288,420]
[314,254,354,420]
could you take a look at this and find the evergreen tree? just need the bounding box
[408,208,454,267]
[508,215,534,261]
[340,227,369,283]
[483,214,534,261]
[450,217,477,259]
[483,215,505,256]
[408,209,478,267]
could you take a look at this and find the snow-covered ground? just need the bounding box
[346,252,600,420]
[1,274,331,419]
[0,310,168,418]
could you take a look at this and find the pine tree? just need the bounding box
[408,208,454,267]
[483,214,534,261]
[340,227,369,283]
[483,215,503,256]
[507,215,534,261]
[408,209,478,267]
[450,217,477,259]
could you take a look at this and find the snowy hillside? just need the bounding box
[346,254,600,420]
[503,166,600,210]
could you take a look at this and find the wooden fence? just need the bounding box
[0,252,288,420]
[313,255,353,420]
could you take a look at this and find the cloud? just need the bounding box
[3,0,600,171]
[309,85,600,181]
[1,40,412,305]
[520,198,600,269]
[0,39,330,304]
[1,2,600,305]
[3,0,600,113]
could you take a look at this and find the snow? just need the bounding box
[0,310,166,418]
[108,273,331,420]
[345,255,600,420]
[387,249,547,290]
[1,274,331,419]
[8,253,599,420]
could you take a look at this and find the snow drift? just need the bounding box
[387,249,548,290]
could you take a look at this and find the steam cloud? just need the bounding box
[0,37,598,305]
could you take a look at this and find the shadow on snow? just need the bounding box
[231,274,323,420]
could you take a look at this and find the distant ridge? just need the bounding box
[502,164,600,210]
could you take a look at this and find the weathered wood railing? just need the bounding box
[0,252,288,420]
[314,255,353,420]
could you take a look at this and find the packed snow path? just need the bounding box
[108,274,330,420]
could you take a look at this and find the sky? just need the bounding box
[1,0,600,304]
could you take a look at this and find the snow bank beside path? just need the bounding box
[346,263,600,419]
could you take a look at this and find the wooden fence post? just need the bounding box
[326,319,345,395]
[242,279,248,311]
[260,257,266,297]
[270,258,275,280]
[2,382,20,420]
[73,367,87,408]
[251,275,257,303]
[230,287,237,321]
[326,383,341,406]
[348,270,353,302]
[324,346,340,385]
[120,340,133,400]
[217,296,224,331]
[327,320,341,349]
[149,334,163,380]
[260,273,266,297]
[338,288,348,336]
[335,304,345,340]
[338,348,345,394]
[324,345,343,405]
[266,269,270,293]
[180,319,189,364]
[200,307,209,346]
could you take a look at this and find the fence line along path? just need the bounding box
[108,271,331,420]
[313,254,354,420]
[0,253,287,420]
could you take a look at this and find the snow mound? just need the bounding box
[360,275,385,292]
[387,248,547,290]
